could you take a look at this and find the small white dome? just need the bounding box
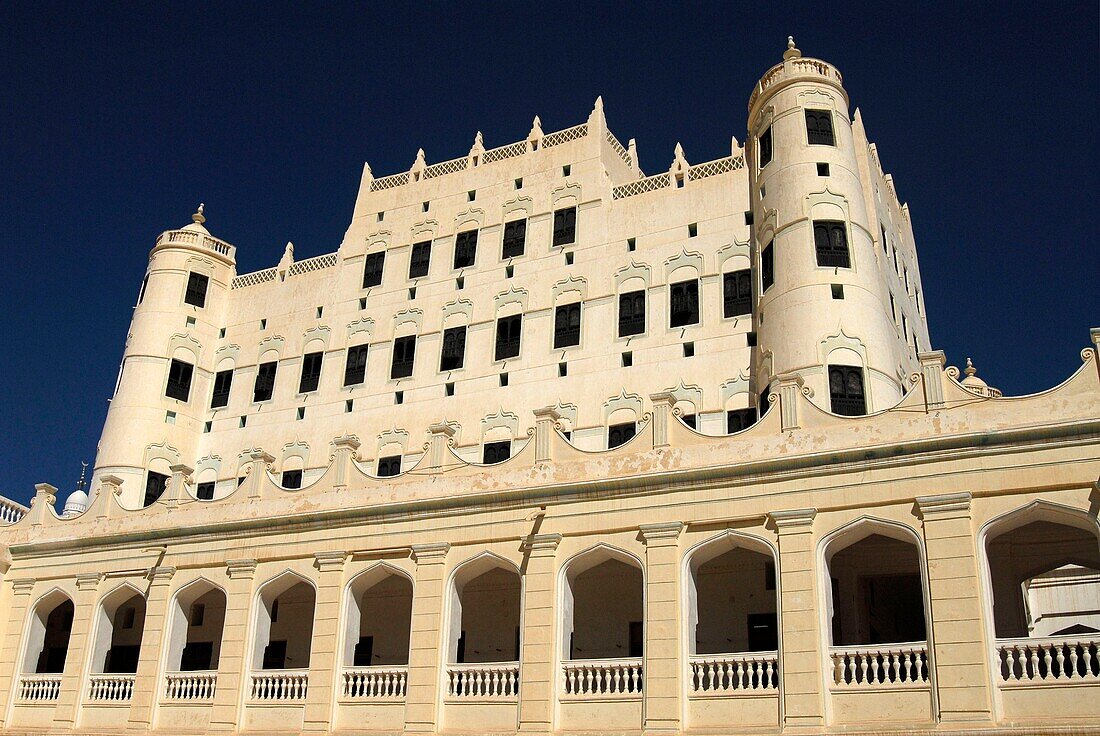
[61,489,88,517]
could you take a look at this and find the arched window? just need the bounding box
[166,581,227,673]
[22,592,74,676]
[91,586,147,675]
[252,574,316,671]
[828,365,866,416]
[561,547,643,661]
[344,566,413,668]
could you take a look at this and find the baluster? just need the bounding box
[586,666,594,694]
[889,651,900,682]
[1056,644,1067,679]
[703,661,711,691]
[1043,644,1054,680]
[1069,644,1080,679]
[1083,643,1096,678]
[766,659,775,688]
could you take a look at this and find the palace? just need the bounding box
[1,39,1098,735]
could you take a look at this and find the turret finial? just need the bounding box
[77,461,88,491]
[192,203,206,225]
[783,36,801,60]
[965,357,976,377]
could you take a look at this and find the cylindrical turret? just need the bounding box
[748,39,913,416]
[92,205,236,508]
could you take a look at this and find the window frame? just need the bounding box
[408,241,432,279]
[453,229,478,270]
[280,469,303,490]
[376,455,401,477]
[668,278,700,328]
[758,126,773,168]
[390,335,416,379]
[805,108,836,146]
[210,368,233,408]
[343,344,369,387]
[494,314,522,362]
[253,361,278,403]
[501,218,527,259]
[439,325,468,372]
[723,268,752,318]
[482,440,511,464]
[813,220,852,269]
[607,421,637,449]
[298,351,323,394]
[552,206,577,247]
[617,289,647,338]
[761,242,774,293]
[828,364,867,416]
[553,302,582,349]
[184,272,210,308]
[362,251,385,289]
[165,358,194,402]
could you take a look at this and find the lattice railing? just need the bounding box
[689,652,779,693]
[0,495,28,524]
[423,156,468,179]
[287,252,338,277]
[249,669,308,701]
[997,637,1100,683]
[612,173,671,200]
[88,674,135,701]
[830,642,929,687]
[341,666,408,699]
[164,671,217,701]
[562,658,642,697]
[482,140,528,164]
[605,130,631,166]
[688,156,744,182]
[231,267,278,289]
[19,674,61,701]
[369,172,410,191]
[543,123,588,148]
[446,662,519,698]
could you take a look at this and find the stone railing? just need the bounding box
[688,155,744,182]
[996,636,1100,683]
[0,494,28,524]
[482,140,528,165]
[341,666,408,699]
[612,172,671,200]
[749,56,844,111]
[155,230,236,260]
[249,669,308,701]
[445,662,520,699]
[542,123,588,148]
[689,652,779,693]
[164,671,217,701]
[561,658,643,698]
[231,267,278,290]
[88,674,136,702]
[18,674,62,701]
[286,252,338,277]
[605,129,632,167]
[830,642,929,687]
[424,156,469,179]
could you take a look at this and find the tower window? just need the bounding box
[483,440,511,464]
[553,207,577,246]
[409,241,431,279]
[391,336,416,379]
[627,237,636,252]
[377,456,401,477]
[669,279,700,327]
[558,362,567,377]
[759,126,773,168]
[562,164,571,176]
[143,471,168,507]
[744,211,754,226]
[514,178,523,189]
[831,283,845,300]
[211,369,233,408]
[184,272,209,308]
[505,265,514,278]
[814,220,850,268]
[805,109,835,146]
[881,225,889,253]
[196,482,215,501]
[422,201,430,212]
[165,359,194,402]
[608,421,636,449]
[345,399,353,412]
[683,342,694,358]
[494,315,522,361]
[344,344,368,386]
[445,381,454,396]
[253,361,277,402]
[281,470,302,490]
[137,274,149,305]
[817,162,830,176]
[682,413,697,429]
[298,352,323,393]
[565,251,574,266]
[296,407,305,420]
[362,251,385,288]
[621,351,633,367]
[203,420,211,433]
[618,290,646,337]
[456,277,464,290]
[499,372,509,387]
[440,326,467,371]
[829,365,867,416]
[761,242,775,292]
[453,229,478,269]
[502,219,527,258]
[688,223,698,238]
[554,303,581,348]
[394,391,404,404]
[727,408,757,433]
[467,190,476,202]
[723,269,752,317]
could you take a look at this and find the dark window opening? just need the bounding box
[377,456,401,477]
[814,220,851,268]
[553,206,577,246]
[747,613,778,651]
[499,372,509,387]
[627,237,636,251]
[682,413,697,429]
[629,621,643,658]
[618,290,646,337]
[565,251,574,265]
[482,440,511,464]
[362,252,385,288]
[727,408,757,433]
[724,269,752,317]
[495,314,522,361]
[184,272,209,308]
[831,283,845,299]
[105,645,140,674]
[744,210,754,226]
[391,336,416,379]
[253,361,277,402]
[829,365,867,416]
[759,126,773,168]
[805,109,835,146]
[281,470,302,489]
[211,369,233,408]
[144,471,168,507]
[453,229,478,269]
[761,243,774,292]
[180,641,214,671]
[817,162,830,176]
[505,265,514,278]
[683,342,695,358]
[669,279,700,327]
[298,352,323,393]
[353,636,375,667]
[409,241,431,279]
[165,359,194,402]
[554,303,581,348]
[196,482,215,500]
[262,640,287,670]
[608,421,636,448]
[445,382,454,396]
[621,351,632,367]
[558,362,567,377]
[502,219,527,258]
[759,388,772,416]
[344,345,368,386]
[440,326,467,371]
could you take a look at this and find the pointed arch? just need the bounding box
[166,578,228,673]
[559,544,645,661]
[444,551,523,664]
[342,562,414,668]
[91,582,147,674]
[252,570,317,671]
[21,588,75,674]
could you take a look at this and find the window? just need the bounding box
[298,352,323,393]
[377,455,401,477]
[621,351,632,367]
[253,361,277,402]
[422,201,430,212]
[362,252,385,288]
[165,359,194,401]
[814,220,850,268]
[562,164,571,176]
[744,210,754,226]
[565,252,574,265]
[682,413,697,429]
[281,470,302,489]
[137,274,149,305]
[723,269,752,317]
[409,241,431,279]
[440,326,467,371]
[831,283,845,300]
[514,178,522,189]
[817,162,830,176]
[394,391,403,404]
[505,265,514,278]
[669,279,700,327]
[683,342,694,357]
[166,410,176,424]
[203,421,211,433]
[196,482,215,500]
[495,314,522,361]
[190,603,206,627]
[211,369,233,408]
[829,365,866,416]
[316,306,323,318]
[467,190,476,202]
[482,440,511,464]
[553,206,577,246]
[143,471,168,507]
[805,109,835,145]
[688,223,698,238]
[727,408,756,433]
[296,407,305,420]
[608,421,636,448]
[759,126,772,167]
[558,362,567,377]
[184,272,209,308]
[445,382,454,396]
[554,303,581,348]
[345,399,353,412]
[746,332,757,347]
[761,243,774,292]
[502,219,526,258]
[499,372,508,386]
[344,345,368,386]
[627,237,636,252]
[618,290,646,337]
[218,327,226,338]
[391,336,416,379]
[453,230,478,269]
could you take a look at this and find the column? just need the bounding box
[128,565,177,729]
[639,522,684,735]
[404,542,449,733]
[208,559,257,732]
[52,573,104,729]
[769,508,825,728]
[0,578,36,728]
[303,551,349,733]
[773,373,808,431]
[915,493,994,724]
[518,533,562,734]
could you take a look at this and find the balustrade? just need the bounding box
[0,494,28,524]
[446,662,519,698]
[690,652,779,693]
[830,643,929,687]
[997,636,1100,683]
[18,674,62,701]
[341,666,408,699]
[561,658,643,697]
[88,674,136,702]
[164,671,217,701]
[249,669,309,701]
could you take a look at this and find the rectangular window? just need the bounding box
[281,470,302,489]
[495,314,522,361]
[669,279,700,327]
[881,225,888,253]
[184,272,209,308]
[761,243,774,292]
[137,274,149,305]
[723,269,752,317]
[502,219,526,258]
[440,326,467,371]
[608,421,636,449]
[829,365,867,416]
[165,359,194,402]
[298,352,323,393]
[377,455,401,477]
[618,290,646,337]
[482,440,511,464]
[196,482,215,500]
[453,229,478,269]
[759,126,773,167]
[814,220,851,268]
[552,206,577,246]
[553,303,581,348]
[726,408,757,433]
[409,241,431,279]
[343,345,368,386]
[143,471,168,507]
[805,109,835,145]
[362,251,385,288]
[253,361,277,402]
[390,336,416,379]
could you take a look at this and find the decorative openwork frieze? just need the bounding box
[231,267,277,289]
[542,123,588,148]
[561,658,643,697]
[18,674,61,701]
[249,670,309,701]
[369,171,410,191]
[830,643,929,687]
[687,155,744,181]
[287,252,338,277]
[997,637,1100,683]
[423,156,469,179]
[446,662,520,698]
[605,130,631,166]
[164,671,217,701]
[482,140,528,164]
[690,652,779,693]
[341,666,408,699]
[612,173,671,200]
[88,674,136,702]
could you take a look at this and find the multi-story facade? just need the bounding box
[0,39,1097,735]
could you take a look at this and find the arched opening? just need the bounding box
[562,547,644,661]
[22,592,74,674]
[91,586,147,674]
[252,574,316,671]
[689,536,778,654]
[446,556,522,665]
[344,567,413,667]
[166,582,227,673]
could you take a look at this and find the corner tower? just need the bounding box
[748,39,919,416]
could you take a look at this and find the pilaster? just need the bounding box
[648,393,676,448]
[330,435,361,491]
[639,522,684,735]
[128,565,177,729]
[244,451,275,500]
[772,374,808,431]
[531,407,562,464]
[518,533,562,733]
[209,558,257,732]
[404,542,450,733]
[425,423,457,472]
[917,351,948,410]
[0,578,36,728]
[162,464,194,508]
[52,573,104,729]
[303,551,349,732]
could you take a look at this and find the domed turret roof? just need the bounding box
[960,358,1003,398]
[61,461,89,517]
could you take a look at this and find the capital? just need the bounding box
[769,508,817,531]
[640,521,685,544]
[915,492,972,520]
[411,542,450,563]
[522,533,563,555]
[225,558,258,580]
[314,551,349,573]
[148,566,177,583]
[12,578,36,595]
[75,572,103,591]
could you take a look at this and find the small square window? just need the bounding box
[296,407,305,420]
[622,351,633,368]
[316,306,323,318]
[747,332,758,347]
[260,318,267,330]
[445,381,455,396]
[345,399,353,413]
[186,316,196,327]
[239,416,247,428]
[395,391,404,405]
[456,277,464,290]
[499,372,509,387]
[627,238,636,252]
[467,190,476,202]
[817,162,830,176]
[683,342,695,357]
[744,211,754,226]
[422,201,429,212]
[688,223,698,238]
[409,287,416,299]
[558,362,567,377]
[218,327,226,338]
[165,410,176,424]
[505,265,514,278]
[563,164,571,176]
[196,483,214,501]
[565,252,574,265]
[676,174,685,188]
[831,283,844,299]
[203,421,212,433]
[514,178,523,189]
[376,212,384,222]
[359,297,367,310]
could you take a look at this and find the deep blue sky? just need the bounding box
[1,2,1097,505]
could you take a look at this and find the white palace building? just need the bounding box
[1,39,1099,736]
